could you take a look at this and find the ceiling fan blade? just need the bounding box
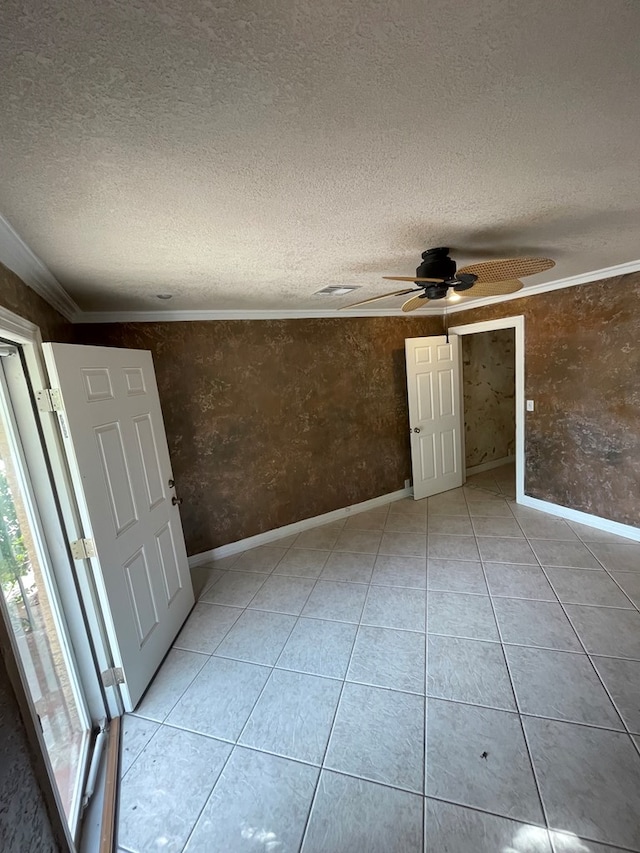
[339,288,419,309]
[383,276,445,283]
[402,294,428,312]
[457,258,555,283]
[461,279,524,297]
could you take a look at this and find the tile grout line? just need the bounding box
[225,514,404,849]
[171,540,316,850]
[506,523,638,738]
[177,734,238,852]
[123,472,640,852]
[463,471,640,849]
[303,497,429,847]
[533,559,640,754]
[578,538,640,615]
[178,537,322,853]
[463,484,554,841]
[186,511,640,730]
[296,512,391,852]
[517,504,640,760]
[120,583,244,847]
[485,490,640,746]
[511,506,640,759]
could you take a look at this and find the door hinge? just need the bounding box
[36,388,64,413]
[100,667,125,688]
[70,538,96,560]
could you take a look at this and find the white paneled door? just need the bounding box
[43,344,194,710]
[405,335,464,500]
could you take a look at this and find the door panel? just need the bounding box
[405,336,464,500]
[43,344,194,710]
[96,422,139,534]
[156,522,182,604]
[123,548,158,645]
[438,369,454,416]
[417,374,434,420]
[134,414,165,510]
[441,430,457,474]
[419,433,437,481]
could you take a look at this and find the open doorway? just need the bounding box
[449,316,525,503]
[461,326,516,498]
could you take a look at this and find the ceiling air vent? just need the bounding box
[314,286,361,296]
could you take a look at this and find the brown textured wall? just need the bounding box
[462,329,515,468]
[77,317,443,552]
[452,272,640,527]
[0,264,70,852]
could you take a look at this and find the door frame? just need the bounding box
[0,307,120,719]
[448,315,525,503]
[0,305,120,849]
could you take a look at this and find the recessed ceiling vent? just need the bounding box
[314,285,361,296]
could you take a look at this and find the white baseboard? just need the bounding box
[519,495,640,543]
[188,486,414,567]
[466,455,515,476]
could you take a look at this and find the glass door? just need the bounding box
[0,345,93,835]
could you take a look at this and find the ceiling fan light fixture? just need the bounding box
[452,273,477,292]
[424,283,449,299]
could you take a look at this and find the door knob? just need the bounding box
[413,428,421,434]
[172,496,183,506]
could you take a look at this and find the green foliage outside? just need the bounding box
[0,467,30,602]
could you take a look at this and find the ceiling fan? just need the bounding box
[342,247,555,311]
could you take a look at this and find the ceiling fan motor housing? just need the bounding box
[416,246,456,282]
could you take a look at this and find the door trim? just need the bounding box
[0,309,119,719]
[0,305,119,845]
[448,315,525,503]
[0,603,74,852]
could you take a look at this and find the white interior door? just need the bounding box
[405,335,464,500]
[42,343,194,711]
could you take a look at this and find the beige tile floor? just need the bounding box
[117,465,640,853]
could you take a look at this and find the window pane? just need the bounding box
[0,382,91,828]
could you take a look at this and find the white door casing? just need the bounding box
[405,335,464,500]
[42,344,194,710]
[448,315,525,504]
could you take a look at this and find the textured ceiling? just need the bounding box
[1,0,639,313]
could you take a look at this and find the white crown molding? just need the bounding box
[2,213,639,326]
[76,258,640,323]
[0,213,81,322]
[446,258,640,315]
[75,306,443,323]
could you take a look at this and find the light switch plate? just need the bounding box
[526,400,535,412]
